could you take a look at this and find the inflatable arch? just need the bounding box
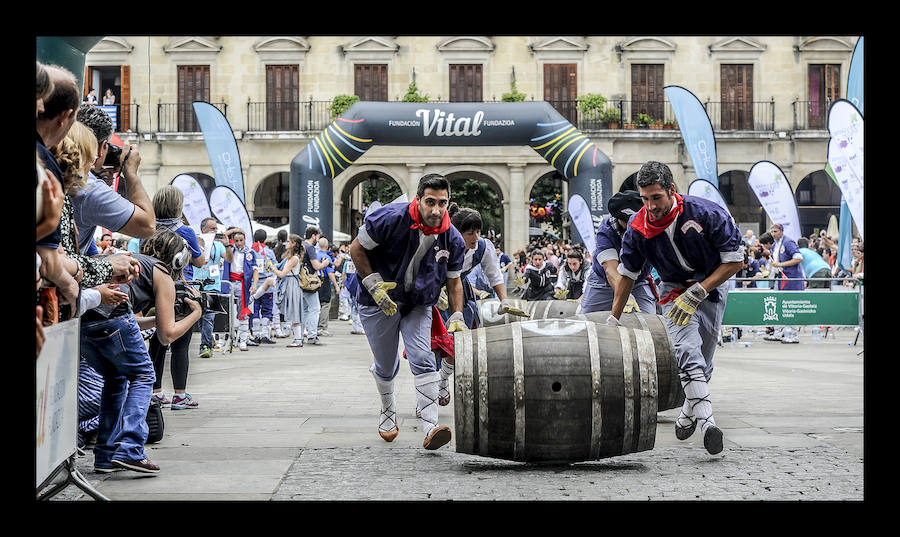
[290,102,612,246]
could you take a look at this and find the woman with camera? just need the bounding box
[80,228,203,473]
[146,186,206,410]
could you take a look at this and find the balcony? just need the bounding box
[156,102,228,133]
[792,99,834,131]
[122,98,820,136]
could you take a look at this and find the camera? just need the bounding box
[104,142,122,168]
[173,279,227,319]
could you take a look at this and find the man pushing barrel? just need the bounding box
[349,174,468,450]
[607,161,744,455]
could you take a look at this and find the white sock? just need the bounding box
[371,365,397,432]
[681,368,716,434]
[252,317,261,335]
[292,324,303,343]
[238,320,249,343]
[261,318,270,337]
[414,371,442,437]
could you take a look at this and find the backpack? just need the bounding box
[146,399,165,443]
[298,246,323,292]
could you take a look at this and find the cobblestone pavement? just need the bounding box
[47,321,864,502]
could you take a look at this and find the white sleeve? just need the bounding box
[79,289,102,315]
[479,240,504,288]
[555,268,568,289]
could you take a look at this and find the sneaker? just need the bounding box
[274,330,288,338]
[246,337,260,346]
[151,393,170,406]
[318,329,332,337]
[94,462,124,473]
[199,345,212,358]
[338,316,350,321]
[309,338,323,345]
[239,340,248,351]
[286,340,303,348]
[258,336,276,344]
[171,393,198,410]
[350,330,366,335]
[703,425,724,455]
[112,457,160,474]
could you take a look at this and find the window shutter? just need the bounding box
[177,65,210,131]
[354,64,388,101]
[450,64,483,102]
[544,64,577,123]
[721,64,753,130]
[631,64,663,122]
[120,65,130,131]
[266,65,299,130]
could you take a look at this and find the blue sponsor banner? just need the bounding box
[99,105,117,131]
[192,102,246,204]
[847,37,863,116]
[664,86,718,187]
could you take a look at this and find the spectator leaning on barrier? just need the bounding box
[36,64,82,313]
[797,237,832,289]
[72,103,156,257]
[81,228,204,474]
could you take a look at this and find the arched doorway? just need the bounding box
[529,172,564,240]
[253,172,291,226]
[795,170,842,237]
[717,170,764,235]
[339,170,403,239]
[444,170,505,243]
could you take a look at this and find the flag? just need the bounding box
[748,161,802,241]
[193,102,246,203]
[209,185,253,239]
[171,174,213,232]
[664,86,718,186]
[567,194,597,255]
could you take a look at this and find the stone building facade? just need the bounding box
[84,35,859,252]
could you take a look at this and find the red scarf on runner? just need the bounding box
[630,192,684,239]
[409,198,451,235]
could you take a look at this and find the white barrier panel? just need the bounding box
[36,318,80,487]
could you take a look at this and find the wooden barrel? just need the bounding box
[453,319,657,463]
[573,312,685,413]
[478,299,584,327]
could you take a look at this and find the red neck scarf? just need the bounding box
[408,198,451,235]
[630,192,684,239]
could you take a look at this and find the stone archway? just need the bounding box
[443,169,506,243]
[795,170,843,237]
[252,171,291,226]
[338,169,404,239]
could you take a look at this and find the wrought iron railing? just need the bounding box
[97,103,140,133]
[704,100,775,131]
[247,101,333,132]
[156,102,228,133]
[792,99,834,131]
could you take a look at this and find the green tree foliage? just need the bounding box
[448,178,503,235]
[401,82,430,102]
[330,94,360,118]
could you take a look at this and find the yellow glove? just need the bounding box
[666,283,708,326]
[476,289,490,300]
[437,286,449,310]
[623,294,641,313]
[554,287,568,299]
[446,311,467,333]
[362,273,398,316]
[513,276,526,287]
[265,260,275,273]
[498,298,529,318]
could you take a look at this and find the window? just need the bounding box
[809,64,841,129]
[450,64,483,102]
[266,65,299,130]
[177,65,210,131]
[720,64,753,130]
[84,65,130,131]
[354,64,388,101]
[630,64,664,123]
[544,64,577,124]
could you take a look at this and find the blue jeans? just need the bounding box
[80,312,156,465]
[200,311,216,348]
[301,290,319,340]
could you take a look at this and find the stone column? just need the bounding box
[407,164,425,200]
[506,164,529,255]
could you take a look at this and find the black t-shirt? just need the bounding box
[302,241,318,273]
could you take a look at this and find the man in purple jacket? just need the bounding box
[607,161,744,455]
